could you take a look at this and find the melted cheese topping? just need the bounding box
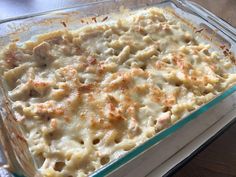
[0,8,236,177]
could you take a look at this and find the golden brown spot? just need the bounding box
[131,68,148,78]
[100,156,110,165]
[172,53,191,71]
[80,112,86,120]
[58,66,78,80]
[87,56,97,65]
[36,101,64,116]
[220,45,225,50]
[92,138,100,145]
[106,95,118,105]
[151,87,163,102]
[105,95,125,122]
[61,21,67,27]
[134,84,149,95]
[106,73,131,91]
[108,111,124,122]
[50,119,57,129]
[92,17,97,23]
[156,61,166,69]
[29,89,40,97]
[127,106,138,120]
[90,118,112,129]
[78,83,94,93]
[64,115,71,122]
[101,16,108,22]
[163,94,176,107]
[31,80,49,88]
[223,50,228,57]
[4,51,18,68]
[54,161,65,172]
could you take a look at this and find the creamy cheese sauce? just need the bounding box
[0,8,236,177]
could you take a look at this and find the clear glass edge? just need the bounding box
[180,0,236,42]
[0,0,112,24]
[0,0,234,176]
[92,86,236,177]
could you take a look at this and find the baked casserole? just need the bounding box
[0,7,235,177]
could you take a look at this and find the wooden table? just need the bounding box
[171,120,236,177]
[192,0,236,27]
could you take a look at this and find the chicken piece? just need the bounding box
[33,42,52,66]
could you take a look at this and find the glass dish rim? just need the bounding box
[0,0,234,177]
[0,0,114,24]
[93,87,236,177]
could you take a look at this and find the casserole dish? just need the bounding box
[0,0,235,176]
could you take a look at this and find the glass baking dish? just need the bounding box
[0,0,235,177]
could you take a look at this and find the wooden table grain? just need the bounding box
[171,121,236,177]
[192,0,236,27]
